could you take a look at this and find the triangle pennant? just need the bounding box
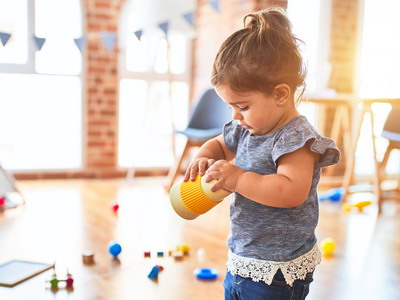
[209,0,220,13]
[101,32,117,52]
[0,32,11,47]
[33,35,46,51]
[134,30,143,41]
[183,12,195,27]
[158,21,169,35]
[74,37,86,53]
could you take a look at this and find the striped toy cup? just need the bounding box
[169,174,232,220]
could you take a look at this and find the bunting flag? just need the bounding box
[158,21,170,35]
[134,30,143,41]
[0,32,11,47]
[183,12,195,27]
[101,32,117,52]
[209,0,220,13]
[33,35,46,51]
[74,37,86,53]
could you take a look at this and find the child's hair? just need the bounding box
[211,8,306,101]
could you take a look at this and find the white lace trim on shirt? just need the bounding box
[226,244,321,287]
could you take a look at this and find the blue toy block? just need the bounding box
[148,266,160,279]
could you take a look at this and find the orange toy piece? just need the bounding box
[343,200,372,212]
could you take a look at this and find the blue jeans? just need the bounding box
[223,270,314,300]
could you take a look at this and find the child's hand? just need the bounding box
[204,160,245,192]
[183,157,216,182]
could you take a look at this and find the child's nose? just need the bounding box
[232,110,242,120]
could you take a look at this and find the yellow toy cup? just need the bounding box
[169,175,231,220]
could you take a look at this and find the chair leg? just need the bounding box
[164,141,192,191]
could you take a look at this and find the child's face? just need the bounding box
[216,85,290,136]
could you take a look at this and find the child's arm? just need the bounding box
[205,145,318,208]
[183,135,235,182]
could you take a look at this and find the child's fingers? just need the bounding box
[198,160,208,176]
[189,165,199,181]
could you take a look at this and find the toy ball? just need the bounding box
[108,241,122,258]
[170,174,231,220]
[320,237,336,256]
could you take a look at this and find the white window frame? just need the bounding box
[0,0,85,172]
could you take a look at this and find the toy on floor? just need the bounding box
[194,267,219,280]
[319,187,344,202]
[82,250,95,264]
[343,200,372,212]
[110,201,119,213]
[108,241,122,258]
[46,269,74,290]
[169,174,231,220]
[148,265,164,280]
[320,237,336,256]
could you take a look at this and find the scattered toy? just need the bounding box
[193,267,219,280]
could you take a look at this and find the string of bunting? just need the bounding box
[0,0,221,51]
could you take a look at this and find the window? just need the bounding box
[118,0,194,168]
[287,0,331,95]
[287,0,332,127]
[355,0,400,175]
[0,0,83,171]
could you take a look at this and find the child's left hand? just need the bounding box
[204,160,245,193]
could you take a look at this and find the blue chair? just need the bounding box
[165,88,232,190]
[377,108,400,209]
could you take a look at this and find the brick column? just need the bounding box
[83,0,125,177]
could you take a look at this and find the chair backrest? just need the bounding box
[382,108,400,142]
[187,88,232,130]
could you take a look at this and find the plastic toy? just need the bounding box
[193,268,219,280]
[169,174,231,220]
[144,251,151,258]
[82,250,95,264]
[320,237,336,256]
[46,269,74,290]
[343,200,372,212]
[157,251,164,257]
[108,241,122,258]
[177,244,190,255]
[319,187,344,202]
[110,201,119,213]
[148,265,164,280]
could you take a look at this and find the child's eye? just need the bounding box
[239,106,249,112]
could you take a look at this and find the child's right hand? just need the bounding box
[183,157,216,182]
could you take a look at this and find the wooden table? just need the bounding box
[341,98,400,210]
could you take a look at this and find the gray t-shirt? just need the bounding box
[224,115,340,261]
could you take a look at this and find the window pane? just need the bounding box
[0,0,28,64]
[35,0,82,74]
[126,32,168,73]
[359,0,400,97]
[0,74,82,170]
[288,0,327,93]
[118,79,189,168]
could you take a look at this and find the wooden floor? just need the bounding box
[0,177,399,300]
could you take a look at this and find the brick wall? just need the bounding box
[83,0,124,178]
[328,0,359,93]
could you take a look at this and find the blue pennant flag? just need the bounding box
[134,30,143,41]
[74,37,86,53]
[158,21,169,35]
[209,0,220,13]
[0,32,11,46]
[183,12,195,27]
[33,35,46,51]
[101,32,117,52]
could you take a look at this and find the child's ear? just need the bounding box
[273,84,291,106]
